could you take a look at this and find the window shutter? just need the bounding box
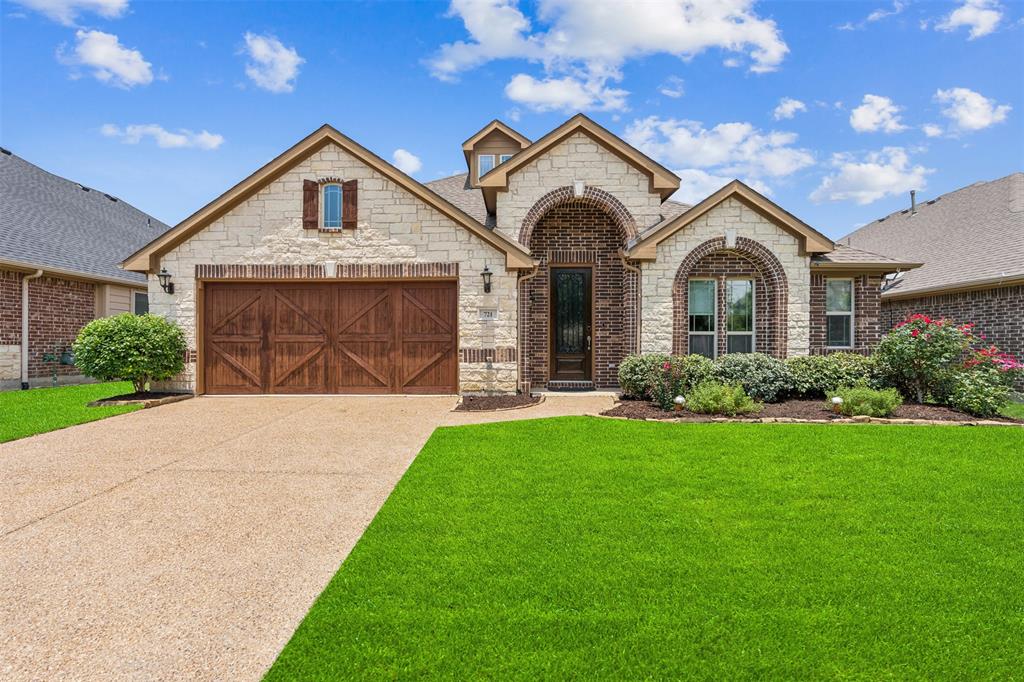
[302,179,318,229]
[342,179,358,229]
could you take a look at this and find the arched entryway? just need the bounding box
[671,236,789,358]
[518,186,638,390]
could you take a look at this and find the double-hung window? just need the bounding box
[477,154,496,179]
[322,184,342,229]
[826,278,854,348]
[688,279,716,358]
[725,279,754,353]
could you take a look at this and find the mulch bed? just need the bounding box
[602,399,1022,423]
[455,394,542,412]
[99,392,182,402]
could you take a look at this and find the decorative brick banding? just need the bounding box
[519,186,638,246]
[195,262,458,280]
[671,236,788,358]
[459,347,517,363]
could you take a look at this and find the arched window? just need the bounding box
[322,184,342,229]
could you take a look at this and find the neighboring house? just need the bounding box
[123,115,915,395]
[0,149,170,389]
[843,173,1023,365]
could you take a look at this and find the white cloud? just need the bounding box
[849,94,907,133]
[392,148,423,175]
[428,0,788,112]
[670,169,771,205]
[60,29,152,88]
[922,123,944,137]
[625,116,814,200]
[505,73,627,112]
[935,87,1011,131]
[838,0,905,30]
[935,0,1002,39]
[810,147,932,204]
[242,32,304,93]
[13,0,126,25]
[658,76,685,99]
[773,97,807,120]
[100,123,224,150]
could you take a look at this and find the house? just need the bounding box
[123,115,916,395]
[843,173,1023,365]
[0,149,170,390]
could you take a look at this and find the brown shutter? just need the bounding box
[302,179,318,229]
[342,179,358,229]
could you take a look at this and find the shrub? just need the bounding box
[649,354,715,410]
[617,353,669,399]
[713,353,791,402]
[947,367,1012,418]
[686,381,761,416]
[874,314,972,403]
[827,386,903,417]
[787,353,879,398]
[73,313,186,393]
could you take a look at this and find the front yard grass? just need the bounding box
[0,381,140,443]
[268,417,1024,680]
[1000,400,1024,420]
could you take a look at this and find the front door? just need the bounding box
[550,267,592,381]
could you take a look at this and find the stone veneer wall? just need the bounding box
[641,198,812,356]
[151,142,519,394]
[809,273,884,354]
[521,201,634,389]
[496,131,664,242]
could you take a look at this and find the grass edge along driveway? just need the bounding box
[268,416,1024,680]
[0,381,139,443]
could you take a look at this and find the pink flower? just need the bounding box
[911,329,920,337]
[662,362,671,370]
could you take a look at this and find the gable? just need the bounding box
[124,125,534,272]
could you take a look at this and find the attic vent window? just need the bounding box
[322,184,342,229]
[478,154,495,179]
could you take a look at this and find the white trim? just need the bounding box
[320,182,343,229]
[687,278,717,359]
[725,277,755,354]
[825,277,855,349]
[477,154,496,181]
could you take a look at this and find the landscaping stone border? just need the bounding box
[89,394,193,409]
[588,412,1022,427]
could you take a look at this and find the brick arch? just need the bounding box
[672,236,789,358]
[518,185,637,247]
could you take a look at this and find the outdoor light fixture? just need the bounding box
[673,395,686,412]
[158,268,174,294]
[481,266,493,293]
[831,395,844,414]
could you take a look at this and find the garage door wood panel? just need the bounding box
[203,281,457,394]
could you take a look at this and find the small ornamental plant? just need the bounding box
[73,313,186,394]
[686,381,761,417]
[826,386,903,418]
[874,314,973,403]
[650,355,714,410]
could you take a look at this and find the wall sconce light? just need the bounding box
[481,266,493,293]
[158,268,175,294]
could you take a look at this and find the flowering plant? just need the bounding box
[875,314,973,403]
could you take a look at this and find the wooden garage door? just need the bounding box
[203,281,457,394]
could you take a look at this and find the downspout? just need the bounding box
[618,251,642,353]
[21,269,43,390]
[516,265,540,394]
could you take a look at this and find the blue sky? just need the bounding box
[1,0,1021,239]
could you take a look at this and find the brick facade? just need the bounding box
[520,200,636,389]
[808,273,883,354]
[880,285,1024,368]
[670,236,788,358]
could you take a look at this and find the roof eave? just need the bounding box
[881,273,1024,300]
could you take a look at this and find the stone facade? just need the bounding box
[640,198,812,356]
[151,142,519,394]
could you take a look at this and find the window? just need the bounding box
[499,153,514,164]
[133,291,149,315]
[725,279,754,353]
[477,154,495,179]
[826,278,854,348]
[322,184,342,229]
[688,279,716,358]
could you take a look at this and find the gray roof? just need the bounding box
[0,149,170,284]
[810,243,915,266]
[842,172,1024,296]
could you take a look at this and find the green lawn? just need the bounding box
[1000,400,1024,420]
[0,381,140,443]
[268,417,1024,680]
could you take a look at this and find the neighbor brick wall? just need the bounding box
[521,201,635,389]
[880,284,1024,365]
[808,273,883,354]
[0,270,21,382]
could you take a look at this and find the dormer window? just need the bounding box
[499,153,513,164]
[477,154,495,180]
[322,183,342,229]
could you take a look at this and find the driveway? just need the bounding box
[0,395,456,680]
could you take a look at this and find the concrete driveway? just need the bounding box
[0,395,457,681]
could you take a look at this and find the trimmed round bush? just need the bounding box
[617,353,669,399]
[947,367,1011,418]
[787,352,879,398]
[650,354,715,410]
[73,313,186,393]
[713,352,791,403]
